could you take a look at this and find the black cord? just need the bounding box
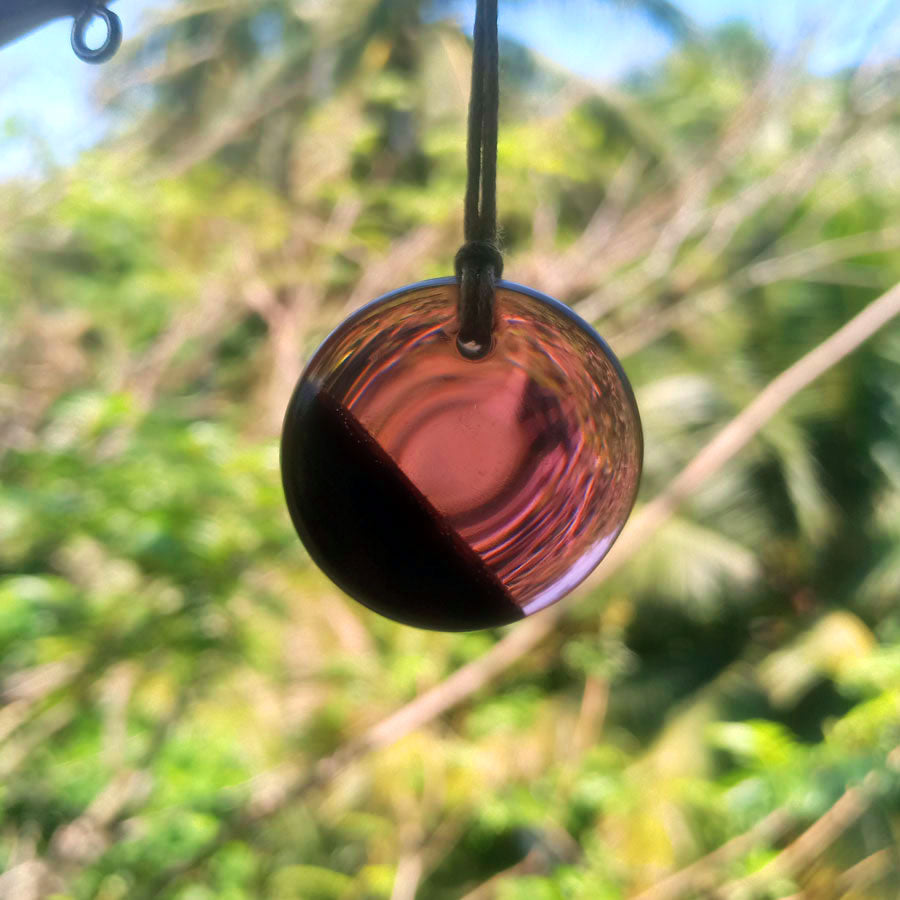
[455,0,502,359]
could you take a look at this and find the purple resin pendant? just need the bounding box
[281,278,642,631]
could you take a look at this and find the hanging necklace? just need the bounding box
[280,0,642,631]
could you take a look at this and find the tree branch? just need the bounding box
[633,762,898,900]
[715,787,870,899]
[742,227,900,288]
[630,808,793,900]
[835,847,897,893]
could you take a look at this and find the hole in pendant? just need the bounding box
[456,335,493,360]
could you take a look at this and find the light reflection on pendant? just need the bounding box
[281,278,643,632]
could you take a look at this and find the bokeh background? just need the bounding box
[2,1,900,897]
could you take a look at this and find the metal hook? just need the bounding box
[71,3,122,64]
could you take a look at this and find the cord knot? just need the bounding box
[454,241,504,281]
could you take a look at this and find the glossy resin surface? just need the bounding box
[281,279,642,630]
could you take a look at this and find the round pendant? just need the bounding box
[281,278,642,631]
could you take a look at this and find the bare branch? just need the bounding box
[155,77,309,178]
[634,768,897,900]
[391,851,425,900]
[341,227,444,314]
[631,809,793,900]
[574,152,646,258]
[1,658,81,704]
[0,702,76,780]
[716,787,869,899]
[640,43,809,281]
[743,227,900,288]
[604,222,900,363]
[99,662,136,769]
[835,847,897,893]
[49,769,153,865]
[600,281,900,576]
[0,860,62,900]
[125,280,234,413]
[572,675,610,758]
[97,39,224,105]
[460,847,546,900]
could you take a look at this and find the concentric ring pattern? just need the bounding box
[281,278,642,631]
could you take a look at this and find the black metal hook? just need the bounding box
[71,2,122,63]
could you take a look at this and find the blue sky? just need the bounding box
[496,0,899,80]
[1,0,898,177]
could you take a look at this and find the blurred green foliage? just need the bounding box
[1,1,899,897]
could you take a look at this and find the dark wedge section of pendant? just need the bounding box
[281,381,524,631]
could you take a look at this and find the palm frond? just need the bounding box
[761,417,834,542]
[617,514,761,620]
